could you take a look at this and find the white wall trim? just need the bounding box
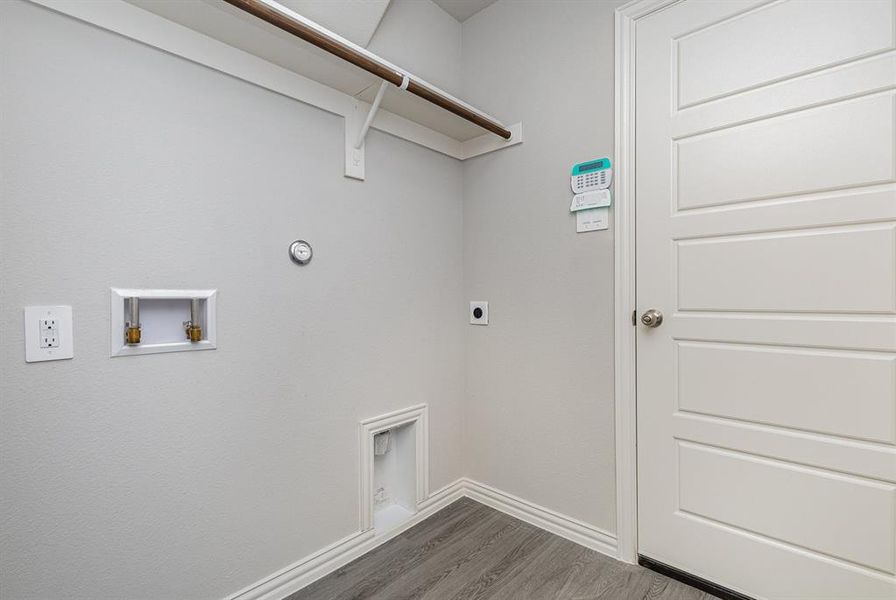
[613,0,682,565]
[358,404,429,532]
[463,479,618,558]
[226,478,618,600]
[26,0,521,165]
[226,479,465,600]
[225,529,374,600]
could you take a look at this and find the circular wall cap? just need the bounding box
[289,240,313,265]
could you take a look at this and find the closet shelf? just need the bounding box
[225,0,512,141]
[112,0,523,173]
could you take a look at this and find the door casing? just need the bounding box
[612,0,684,565]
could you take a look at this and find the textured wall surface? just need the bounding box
[460,0,624,534]
[368,0,462,93]
[0,2,464,598]
[0,0,629,598]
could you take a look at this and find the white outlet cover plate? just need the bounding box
[470,301,489,325]
[576,207,609,233]
[24,305,74,362]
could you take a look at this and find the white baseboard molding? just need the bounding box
[227,478,617,600]
[227,479,465,600]
[462,478,618,559]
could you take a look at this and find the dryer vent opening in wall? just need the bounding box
[372,423,417,532]
[360,404,429,535]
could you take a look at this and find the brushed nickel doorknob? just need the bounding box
[641,309,663,328]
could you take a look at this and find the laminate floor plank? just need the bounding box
[418,523,551,600]
[486,536,596,600]
[642,574,720,600]
[375,515,536,600]
[289,500,495,600]
[369,511,526,600]
[284,499,718,600]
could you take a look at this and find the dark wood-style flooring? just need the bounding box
[287,498,718,600]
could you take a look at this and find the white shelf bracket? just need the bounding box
[344,101,364,180]
[355,79,389,149]
[345,78,395,180]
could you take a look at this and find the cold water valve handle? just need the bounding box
[183,298,202,342]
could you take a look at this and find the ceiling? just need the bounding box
[277,0,391,46]
[229,0,498,44]
[431,0,498,22]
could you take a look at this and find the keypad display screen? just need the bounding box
[578,160,605,172]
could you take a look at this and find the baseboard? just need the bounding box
[462,478,618,558]
[226,478,617,600]
[227,479,465,600]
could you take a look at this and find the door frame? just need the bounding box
[612,0,682,564]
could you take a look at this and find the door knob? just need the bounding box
[640,309,663,328]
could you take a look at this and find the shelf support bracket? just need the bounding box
[355,79,390,150]
[345,77,408,180]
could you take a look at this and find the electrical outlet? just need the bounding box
[25,306,73,362]
[469,301,489,325]
[39,318,59,348]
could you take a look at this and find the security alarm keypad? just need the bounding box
[570,157,612,233]
[571,158,612,194]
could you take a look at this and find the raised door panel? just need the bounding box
[678,441,896,573]
[676,341,896,444]
[675,94,896,210]
[676,0,895,108]
[675,224,896,314]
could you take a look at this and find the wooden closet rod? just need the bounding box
[222,0,513,140]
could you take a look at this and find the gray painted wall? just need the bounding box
[460,0,624,534]
[0,2,464,598]
[1,0,628,598]
[368,0,462,93]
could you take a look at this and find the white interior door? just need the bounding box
[634,1,896,598]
